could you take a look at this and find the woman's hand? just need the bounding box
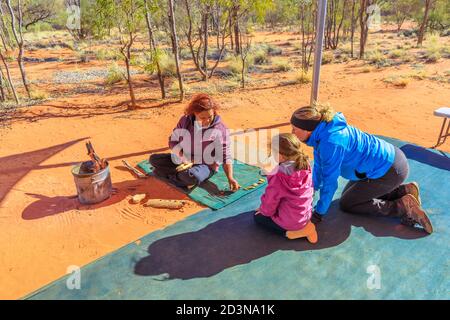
[211,162,220,172]
[254,208,261,215]
[228,178,240,191]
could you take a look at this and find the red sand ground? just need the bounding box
[1,31,449,299]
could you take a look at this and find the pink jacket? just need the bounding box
[260,161,314,231]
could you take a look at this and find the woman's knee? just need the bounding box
[149,153,169,167]
[149,154,158,166]
[339,196,355,213]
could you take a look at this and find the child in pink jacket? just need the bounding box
[255,133,318,243]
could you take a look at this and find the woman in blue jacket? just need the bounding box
[290,104,433,234]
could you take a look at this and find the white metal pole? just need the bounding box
[310,0,328,106]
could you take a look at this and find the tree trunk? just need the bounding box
[202,8,209,81]
[300,1,316,71]
[144,0,165,99]
[208,10,229,79]
[359,0,369,59]
[229,12,234,51]
[417,0,432,46]
[168,0,184,101]
[125,57,137,110]
[0,4,13,50]
[121,33,137,110]
[183,0,207,80]
[350,0,356,58]
[0,66,5,101]
[0,51,19,104]
[6,0,30,98]
[396,15,405,32]
[232,6,240,55]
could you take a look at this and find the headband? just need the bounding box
[290,113,322,131]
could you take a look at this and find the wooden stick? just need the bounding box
[122,160,146,178]
[144,199,186,209]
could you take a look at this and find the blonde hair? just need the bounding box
[293,102,335,123]
[274,133,309,171]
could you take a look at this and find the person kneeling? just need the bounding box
[254,133,317,244]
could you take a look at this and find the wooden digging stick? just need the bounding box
[122,160,146,179]
[86,141,101,172]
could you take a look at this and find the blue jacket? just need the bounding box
[306,112,395,214]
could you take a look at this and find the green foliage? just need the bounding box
[295,69,312,84]
[226,55,244,75]
[105,62,125,85]
[366,49,390,67]
[95,48,122,61]
[226,54,254,75]
[144,49,177,78]
[382,75,409,88]
[94,0,146,39]
[321,51,334,65]
[272,57,292,71]
[427,0,450,32]
[169,80,190,97]
[30,88,49,100]
[251,48,270,65]
[265,0,299,27]
[424,33,442,63]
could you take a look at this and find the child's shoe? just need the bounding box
[286,221,318,244]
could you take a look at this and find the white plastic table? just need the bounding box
[433,107,450,148]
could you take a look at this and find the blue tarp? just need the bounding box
[26,137,450,299]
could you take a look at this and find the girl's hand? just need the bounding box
[228,178,240,191]
[254,208,261,215]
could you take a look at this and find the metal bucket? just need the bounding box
[71,161,112,205]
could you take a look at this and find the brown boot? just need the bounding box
[401,182,421,206]
[396,194,433,234]
[286,221,318,243]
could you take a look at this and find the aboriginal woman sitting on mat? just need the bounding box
[290,104,433,234]
[150,93,240,191]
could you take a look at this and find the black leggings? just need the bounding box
[253,212,287,236]
[339,147,409,217]
[149,153,213,187]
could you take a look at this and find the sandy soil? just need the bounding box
[0,29,449,299]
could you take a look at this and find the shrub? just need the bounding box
[225,55,254,75]
[295,69,312,84]
[423,33,442,63]
[105,63,124,85]
[30,89,49,100]
[251,48,270,65]
[321,51,334,64]
[273,58,292,72]
[389,49,404,59]
[179,48,192,60]
[95,49,121,61]
[145,50,177,78]
[77,50,91,63]
[130,54,146,67]
[158,51,177,77]
[169,81,190,97]
[409,70,428,80]
[366,50,391,67]
[383,75,409,88]
[266,43,282,56]
[366,49,385,64]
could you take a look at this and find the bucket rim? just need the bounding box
[72,161,110,177]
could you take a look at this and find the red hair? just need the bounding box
[185,93,220,115]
